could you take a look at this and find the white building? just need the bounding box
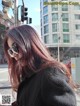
[30,25,41,37]
[40,0,80,61]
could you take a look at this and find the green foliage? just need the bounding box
[0,24,6,31]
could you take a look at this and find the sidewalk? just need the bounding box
[0,64,8,68]
[0,81,11,88]
[0,64,8,81]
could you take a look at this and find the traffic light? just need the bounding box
[26,18,32,24]
[29,18,32,24]
[21,5,28,22]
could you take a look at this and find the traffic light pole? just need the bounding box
[17,5,22,25]
[14,0,18,26]
[14,0,32,25]
[22,0,24,6]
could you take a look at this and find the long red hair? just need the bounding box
[4,25,72,91]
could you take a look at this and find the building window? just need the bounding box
[62,5,68,11]
[51,5,58,11]
[40,11,42,18]
[62,13,68,21]
[44,35,49,43]
[52,13,58,21]
[43,6,48,15]
[76,34,80,40]
[75,14,80,20]
[63,23,69,32]
[44,25,49,34]
[75,24,80,30]
[40,2,42,10]
[52,34,58,43]
[43,15,48,24]
[74,5,80,10]
[41,19,42,26]
[52,23,57,32]
[63,34,70,43]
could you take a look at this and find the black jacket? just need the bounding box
[13,66,77,106]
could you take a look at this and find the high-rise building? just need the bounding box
[40,0,80,62]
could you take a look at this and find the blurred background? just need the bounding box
[0,0,80,105]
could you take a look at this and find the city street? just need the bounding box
[0,0,80,105]
[0,64,80,105]
[0,64,9,81]
[0,64,16,104]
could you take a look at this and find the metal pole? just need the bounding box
[57,20,60,62]
[17,5,22,26]
[58,36,60,62]
[14,0,18,26]
[22,0,24,6]
[57,0,63,62]
[57,14,62,62]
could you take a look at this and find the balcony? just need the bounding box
[2,0,12,7]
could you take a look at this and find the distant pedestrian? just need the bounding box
[4,25,76,106]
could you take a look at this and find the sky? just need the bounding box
[18,0,40,26]
[0,0,40,26]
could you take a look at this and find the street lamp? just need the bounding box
[57,14,63,62]
[58,36,60,62]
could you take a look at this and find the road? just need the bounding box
[0,64,9,81]
[0,64,80,106]
[0,64,16,105]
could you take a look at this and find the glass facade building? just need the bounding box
[40,0,80,61]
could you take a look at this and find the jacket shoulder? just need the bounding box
[40,66,77,106]
[42,66,69,86]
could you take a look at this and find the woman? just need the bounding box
[4,25,76,106]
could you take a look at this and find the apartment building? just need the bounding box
[0,11,15,64]
[40,0,80,61]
